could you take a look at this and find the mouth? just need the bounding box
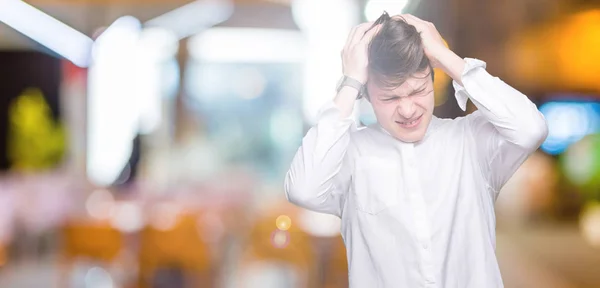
[395,115,422,129]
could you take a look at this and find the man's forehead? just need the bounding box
[369,75,430,95]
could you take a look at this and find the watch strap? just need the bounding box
[337,76,366,99]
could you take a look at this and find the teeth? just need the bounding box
[401,120,417,125]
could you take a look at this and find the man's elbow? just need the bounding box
[516,113,549,151]
[284,174,307,206]
[285,181,313,207]
[284,176,323,210]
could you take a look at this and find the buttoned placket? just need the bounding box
[400,142,437,287]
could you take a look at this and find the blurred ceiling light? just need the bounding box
[292,0,357,31]
[188,27,305,63]
[145,0,233,40]
[136,27,179,62]
[364,0,410,21]
[87,16,142,187]
[92,16,142,61]
[291,0,358,124]
[133,28,178,135]
[0,0,93,67]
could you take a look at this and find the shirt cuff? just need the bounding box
[452,58,487,111]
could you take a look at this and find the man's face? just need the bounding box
[367,70,435,143]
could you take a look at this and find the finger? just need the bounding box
[360,24,382,46]
[401,14,427,29]
[402,14,425,22]
[392,14,408,22]
[364,21,381,36]
[343,25,359,51]
[350,22,375,45]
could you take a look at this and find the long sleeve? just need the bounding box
[453,58,549,193]
[284,101,355,217]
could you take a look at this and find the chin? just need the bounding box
[391,125,427,143]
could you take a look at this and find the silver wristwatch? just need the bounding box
[336,75,366,99]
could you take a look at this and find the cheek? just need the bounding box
[416,95,435,109]
[372,102,396,119]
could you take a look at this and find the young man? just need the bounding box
[284,12,548,288]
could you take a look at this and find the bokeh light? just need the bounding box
[275,215,292,231]
[271,230,290,249]
[561,134,600,199]
[580,202,600,248]
[109,201,144,233]
[562,135,597,185]
[149,202,180,231]
[539,101,600,155]
[85,189,115,220]
[84,266,114,288]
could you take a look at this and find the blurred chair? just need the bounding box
[322,235,349,288]
[137,212,213,288]
[237,202,318,288]
[61,221,123,261]
[0,242,6,268]
[59,220,124,287]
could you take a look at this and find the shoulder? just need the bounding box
[433,110,489,132]
[348,124,381,146]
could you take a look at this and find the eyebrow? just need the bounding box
[408,83,430,96]
[379,83,430,99]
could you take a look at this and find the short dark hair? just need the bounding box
[367,12,434,91]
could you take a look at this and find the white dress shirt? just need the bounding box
[284,58,548,288]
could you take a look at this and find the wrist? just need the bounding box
[435,49,465,86]
[342,70,367,85]
[337,75,367,99]
[334,86,360,118]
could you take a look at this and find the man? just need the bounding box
[284,12,548,288]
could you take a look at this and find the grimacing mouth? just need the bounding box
[395,114,422,125]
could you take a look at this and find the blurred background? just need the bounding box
[0,0,599,287]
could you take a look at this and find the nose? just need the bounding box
[396,98,417,119]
